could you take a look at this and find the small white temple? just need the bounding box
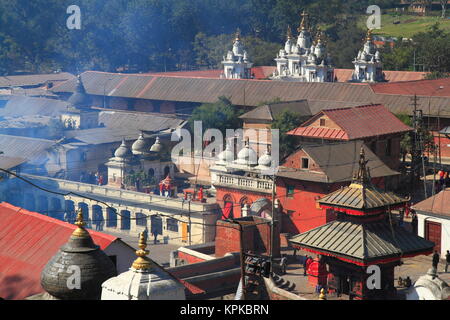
[101,232,186,300]
[106,135,174,189]
[271,11,335,83]
[350,29,386,83]
[221,30,253,79]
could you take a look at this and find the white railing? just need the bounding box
[22,174,219,214]
[216,173,273,193]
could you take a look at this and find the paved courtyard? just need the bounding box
[280,247,450,300]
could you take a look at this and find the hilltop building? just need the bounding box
[271,11,335,82]
[351,30,385,83]
[221,30,253,79]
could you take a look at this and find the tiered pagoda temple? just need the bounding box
[290,147,434,300]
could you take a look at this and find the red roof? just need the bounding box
[370,78,450,97]
[288,104,413,140]
[334,69,426,82]
[412,188,450,217]
[148,66,275,80]
[0,202,117,300]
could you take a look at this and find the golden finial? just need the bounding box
[131,232,153,270]
[319,288,327,300]
[366,29,373,42]
[235,29,241,42]
[298,10,309,32]
[316,27,323,43]
[72,208,89,238]
[287,25,292,41]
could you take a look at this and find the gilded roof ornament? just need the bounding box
[235,29,241,42]
[319,288,327,300]
[298,10,309,32]
[366,29,373,42]
[287,25,292,41]
[353,146,371,186]
[72,208,90,238]
[131,232,153,271]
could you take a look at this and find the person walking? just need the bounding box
[432,250,440,269]
[411,211,418,235]
[445,250,450,273]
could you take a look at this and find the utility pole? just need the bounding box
[410,95,427,198]
[270,174,276,274]
[233,220,246,300]
[188,198,192,246]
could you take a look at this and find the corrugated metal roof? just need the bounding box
[370,78,450,97]
[290,219,434,263]
[288,104,413,140]
[319,183,406,209]
[412,188,450,217]
[0,73,75,88]
[0,134,55,167]
[0,96,70,118]
[240,100,311,121]
[277,141,398,183]
[0,202,117,300]
[52,71,449,117]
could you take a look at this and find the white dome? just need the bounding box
[132,134,147,155]
[149,137,162,153]
[216,144,234,165]
[114,139,132,159]
[258,150,272,168]
[235,142,257,166]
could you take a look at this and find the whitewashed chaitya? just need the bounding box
[271,11,335,83]
[221,30,253,79]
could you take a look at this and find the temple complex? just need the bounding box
[271,11,335,82]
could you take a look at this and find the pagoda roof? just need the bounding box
[290,220,434,266]
[319,183,406,210]
[318,146,407,211]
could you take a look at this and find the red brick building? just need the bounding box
[287,104,413,171]
[212,140,398,235]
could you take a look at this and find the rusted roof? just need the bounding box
[412,188,450,217]
[288,104,413,140]
[0,73,75,88]
[370,78,450,97]
[0,202,118,300]
[289,220,434,264]
[334,69,427,83]
[51,71,449,117]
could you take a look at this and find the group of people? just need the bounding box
[432,250,450,273]
[79,171,105,186]
[437,170,450,192]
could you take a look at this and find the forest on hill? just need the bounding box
[0,0,448,76]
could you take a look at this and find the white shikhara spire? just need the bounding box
[271,11,335,83]
[351,29,385,83]
[221,29,253,79]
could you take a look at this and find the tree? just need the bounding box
[271,109,304,158]
[439,0,448,18]
[188,96,244,135]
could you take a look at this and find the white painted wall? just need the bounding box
[104,239,136,274]
[417,213,450,257]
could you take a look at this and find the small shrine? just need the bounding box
[290,147,434,300]
[221,29,253,79]
[159,175,176,197]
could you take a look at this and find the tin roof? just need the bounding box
[0,73,75,88]
[277,141,398,183]
[412,188,450,217]
[288,104,413,140]
[289,219,434,265]
[0,202,118,300]
[0,96,70,118]
[240,100,311,121]
[51,71,450,117]
[370,78,450,97]
[0,134,56,168]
